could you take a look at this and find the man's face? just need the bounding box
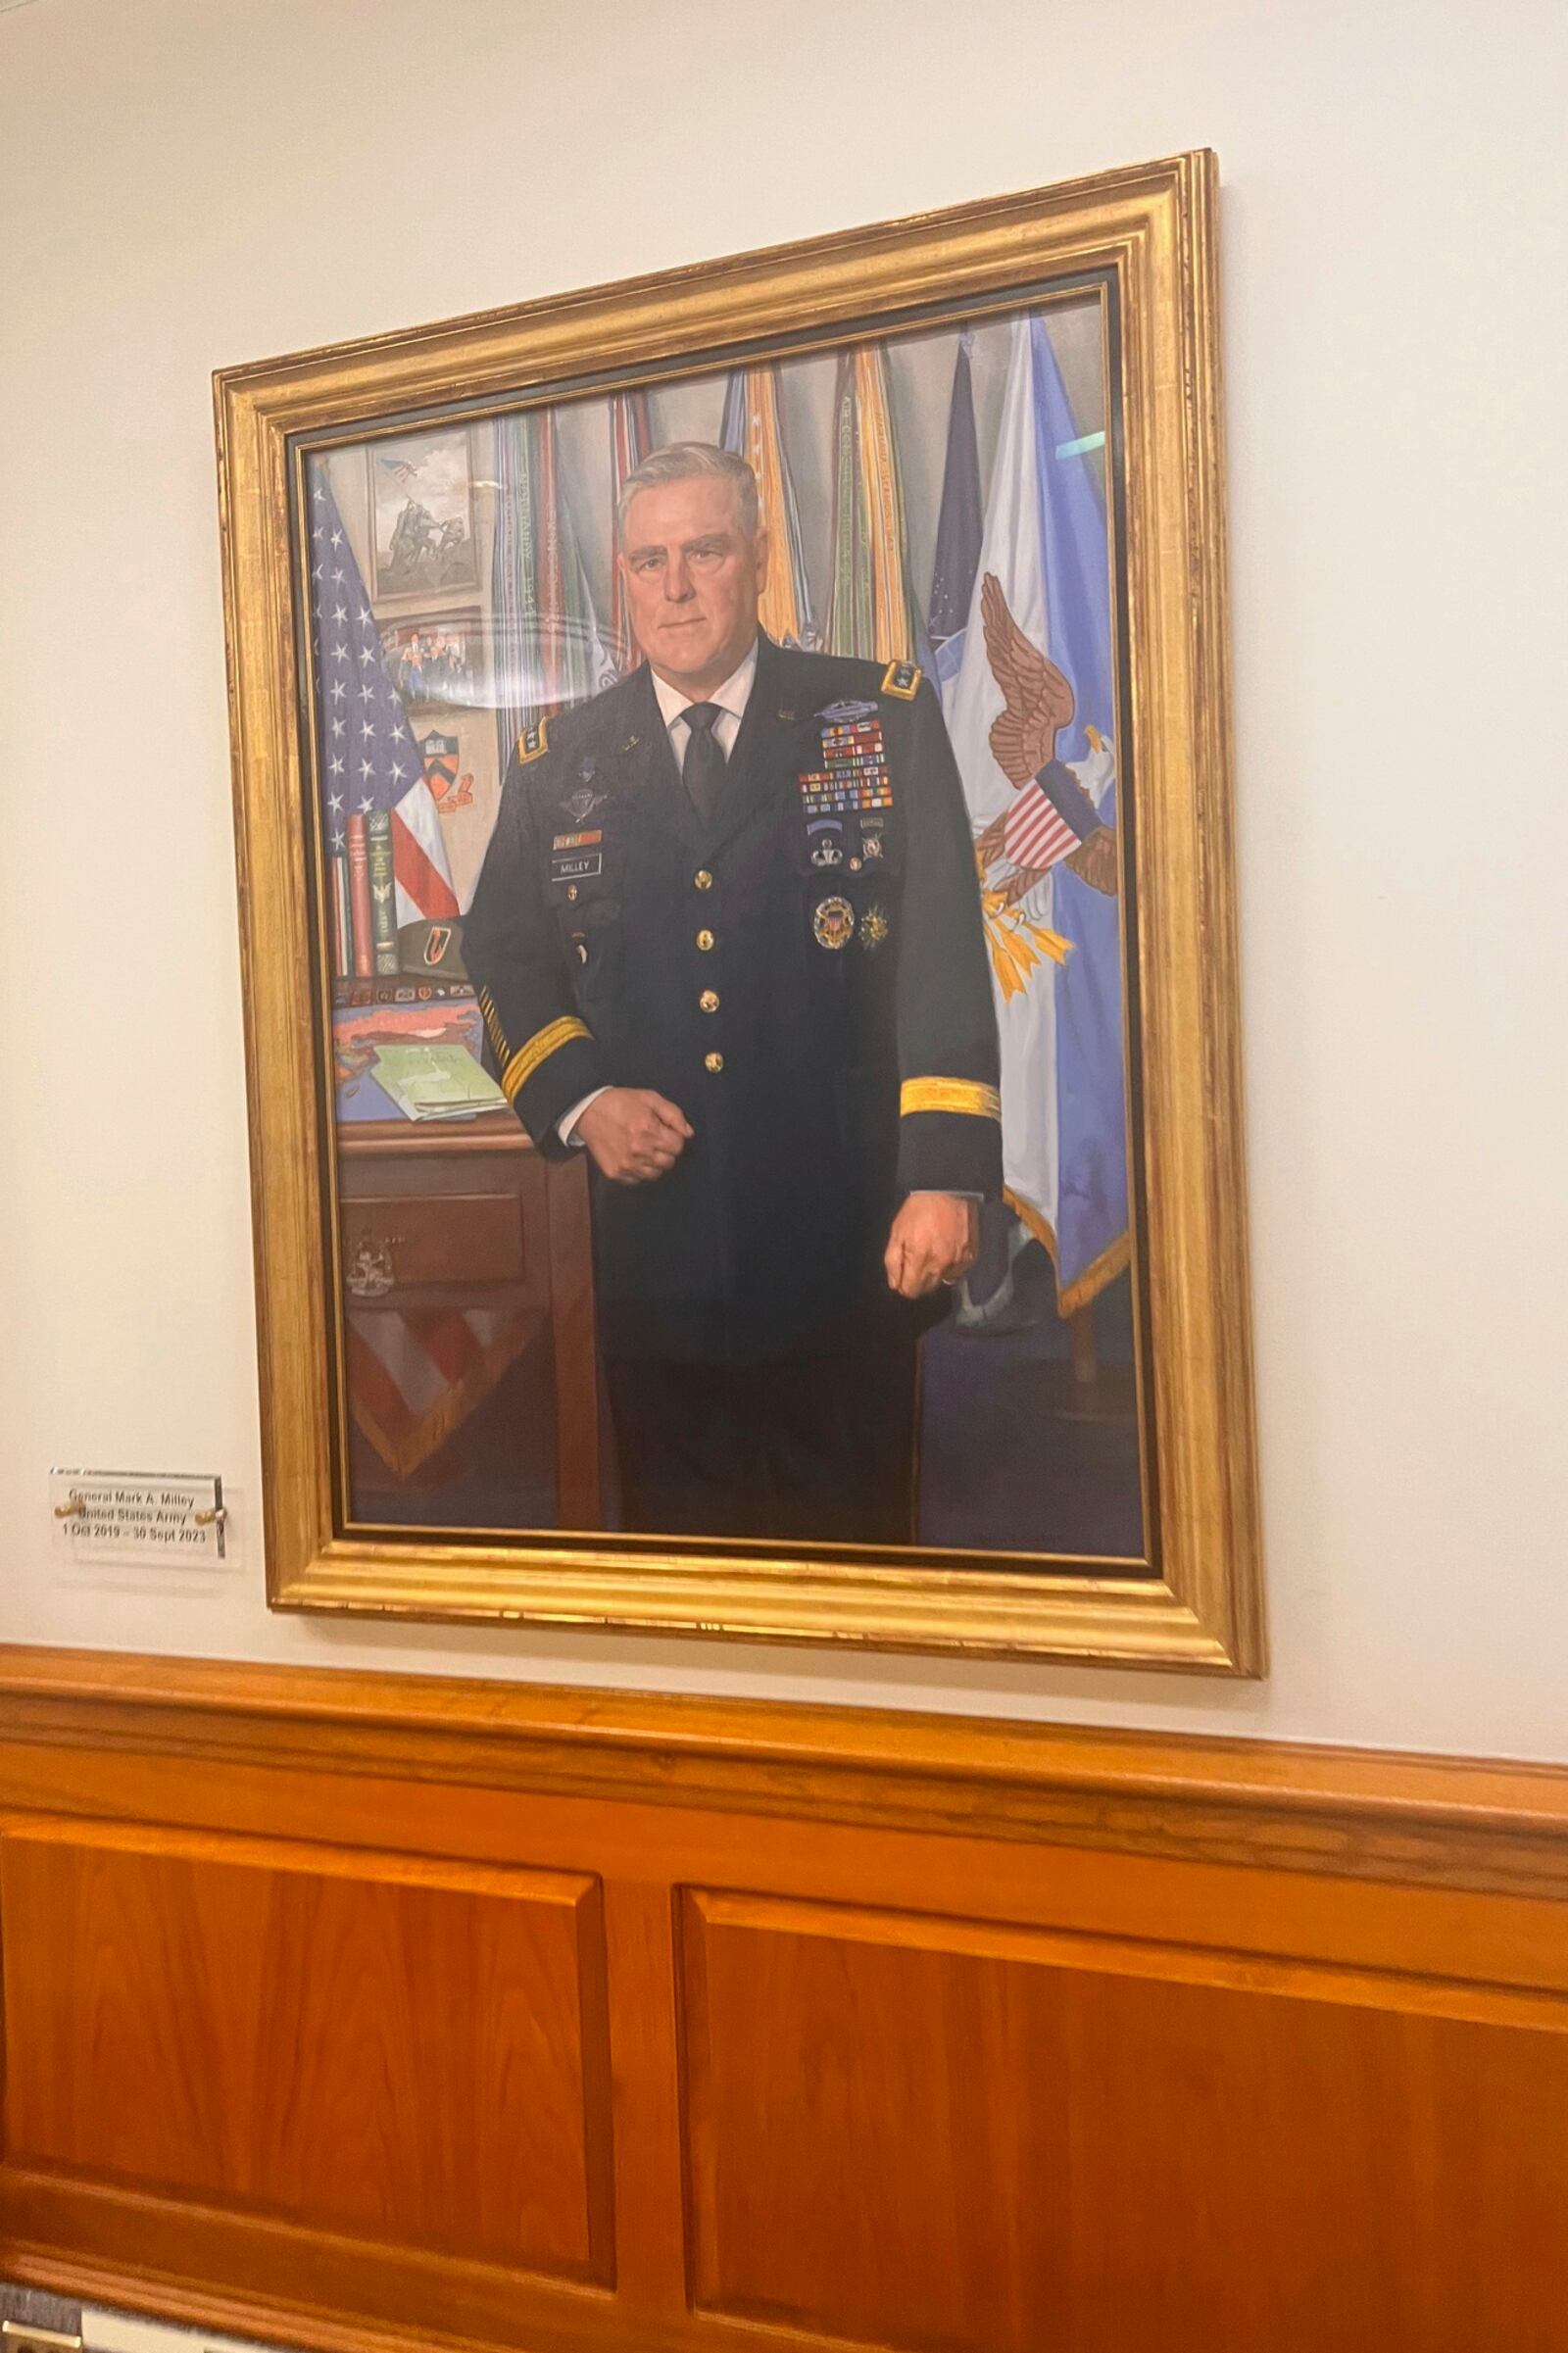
[618,473,769,693]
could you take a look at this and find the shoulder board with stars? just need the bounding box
[517,717,551,764]
[880,660,922,701]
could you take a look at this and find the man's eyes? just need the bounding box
[630,542,728,573]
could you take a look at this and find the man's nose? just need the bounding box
[663,554,694,603]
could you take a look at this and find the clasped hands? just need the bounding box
[575,1087,977,1298]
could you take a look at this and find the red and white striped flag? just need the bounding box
[306,466,459,928]
[346,1304,533,1482]
[1003,780,1081,873]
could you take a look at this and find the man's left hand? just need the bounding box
[884,1195,979,1299]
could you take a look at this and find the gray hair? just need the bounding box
[615,440,760,545]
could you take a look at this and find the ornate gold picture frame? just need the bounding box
[217,148,1262,1671]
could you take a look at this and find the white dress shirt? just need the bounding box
[651,638,758,764]
[557,643,760,1144]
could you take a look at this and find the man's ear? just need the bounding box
[753,526,772,593]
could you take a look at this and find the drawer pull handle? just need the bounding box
[346,1234,404,1299]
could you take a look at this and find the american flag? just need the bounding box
[347,1303,532,1481]
[306,466,458,924]
[1002,762,1101,874]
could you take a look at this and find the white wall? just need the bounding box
[2,0,1564,1759]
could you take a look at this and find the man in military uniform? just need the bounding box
[465,442,1001,1543]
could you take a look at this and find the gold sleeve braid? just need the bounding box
[500,1015,593,1105]
[900,1077,1002,1120]
[477,987,509,1064]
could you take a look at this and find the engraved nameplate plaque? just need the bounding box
[50,1469,227,1564]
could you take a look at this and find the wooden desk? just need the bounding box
[334,1115,601,1530]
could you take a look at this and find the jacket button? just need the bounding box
[694,868,713,891]
[699,990,720,1013]
[566,883,579,902]
[705,1052,724,1074]
[696,929,715,952]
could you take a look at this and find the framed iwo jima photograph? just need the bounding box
[217,149,1263,1670]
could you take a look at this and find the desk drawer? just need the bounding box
[341,1191,525,1294]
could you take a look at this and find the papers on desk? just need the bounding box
[368,1043,507,1122]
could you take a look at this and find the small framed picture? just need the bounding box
[368,428,479,601]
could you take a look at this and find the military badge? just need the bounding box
[812,895,856,950]
[880,659,922,701]
[808,818,845,868]
[860,906,891,951]
[561,768,605,825]
[517,716,550,763]
[816,698,878,722]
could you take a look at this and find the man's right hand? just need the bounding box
[575,1088,693,1184]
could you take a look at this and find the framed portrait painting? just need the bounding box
[217,149,1263,1670]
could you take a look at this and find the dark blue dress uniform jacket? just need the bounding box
[464,634,1003,1364]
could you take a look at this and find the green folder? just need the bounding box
[369,1043,507,1122]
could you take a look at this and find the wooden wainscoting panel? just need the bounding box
[2,1648,1567,2353]
[0,1817,613,2284]
[680,1888,1568,2353]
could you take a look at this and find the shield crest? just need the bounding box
[419,731,471,811]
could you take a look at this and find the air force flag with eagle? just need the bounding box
[941,315,1129,1313]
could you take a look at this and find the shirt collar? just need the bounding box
[650,637,760,734]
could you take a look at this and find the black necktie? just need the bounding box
[680,702,725,823]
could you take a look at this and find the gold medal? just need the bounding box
[812,895,856,950]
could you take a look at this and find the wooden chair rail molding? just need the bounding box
[2,1644,1566,2353]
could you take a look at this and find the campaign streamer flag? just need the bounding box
[305,466,458,947]
[823,345,919,664]
[720,364,816,648]
[927,332,983,693]
[490,408,613,770]
[944,315,1128,1313]
[608,388,652,673]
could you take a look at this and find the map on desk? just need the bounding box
[333,1000,489,1124]
[371,1043,506,1121]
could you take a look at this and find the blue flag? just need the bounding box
[1029,317,1125,1301]
[928,333,982,689]
[943,314,1129,1312]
